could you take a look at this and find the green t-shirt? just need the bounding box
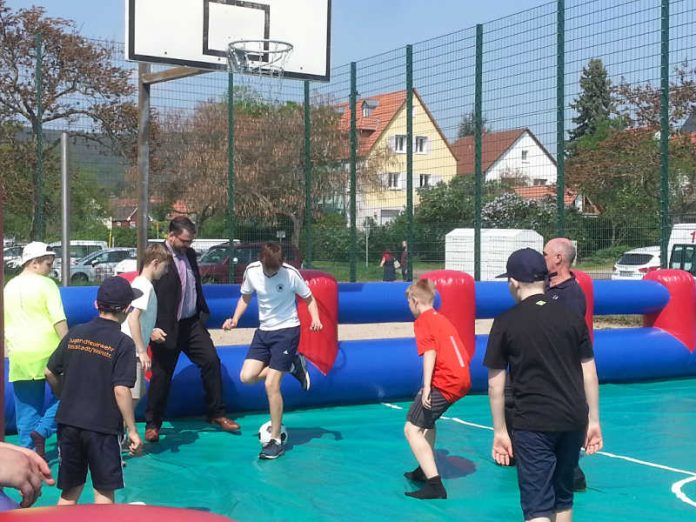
[3,272,66,381]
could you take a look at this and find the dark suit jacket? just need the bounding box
[153,245,210,350]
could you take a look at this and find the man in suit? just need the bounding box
[144,216,239,442]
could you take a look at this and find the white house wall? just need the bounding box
[486,132,557,185]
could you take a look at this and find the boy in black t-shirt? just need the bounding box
[484,248,602,522]
[45,276,144,505]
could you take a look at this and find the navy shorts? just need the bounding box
[57,424,124,492]
[246,326,301,372]
[406,388,453,429]
[512,429,585,520]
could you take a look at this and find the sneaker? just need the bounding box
[145,427,160,443]
[573,466,587,492]
[289,354,311,391]
[259,439,285,460]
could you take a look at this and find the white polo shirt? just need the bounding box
[241,262,312,331]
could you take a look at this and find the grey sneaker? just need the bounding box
[290,353,311,391]
[259,439,285,460]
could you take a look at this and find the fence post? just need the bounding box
[34,33,45,241]
[349,62,358,282]
[60,132,71,286]
[137,63,151,268]
[227,71,235,283]
[0,188,5,439]
[556,0,566,237]
[660,0,670,267]
[406,44,414,282]
[474,24,483,281]
[304,80,313,268]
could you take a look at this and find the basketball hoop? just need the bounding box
[226,39,293,104]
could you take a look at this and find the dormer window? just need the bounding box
[362,99,379,117]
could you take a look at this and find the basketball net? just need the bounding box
[226,39,294,105]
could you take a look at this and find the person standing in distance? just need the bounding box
[3,242,68,458]
[400,240,409,281]
[485,248,602,522]
[223,242,322,460]
[543,237,588,492]
[145,217,240,443]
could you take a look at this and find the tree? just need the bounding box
[0,2,137,239]
[569,58,614,145]
[457,111,490,138]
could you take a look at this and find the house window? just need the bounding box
[380,209,400,225]
[533,178,546,186]
[387,172,401,189]
[394,135,407,153]
[419,174,431,188]
[415,136,429,154]
[521,149,529,161]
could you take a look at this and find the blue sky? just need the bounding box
[8,0,548,67]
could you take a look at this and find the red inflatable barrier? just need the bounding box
[296,270,339,375]
[421,270,476,361]
[573,269,595,341]
[643,269,696,351]
[0,504,233,521]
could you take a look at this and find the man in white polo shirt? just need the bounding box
[223,242,322,460]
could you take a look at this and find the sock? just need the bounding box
[403,466,426,482]
[404,475,447,500]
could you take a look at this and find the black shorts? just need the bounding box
[246,326,301,372]
[512,429,585,520]
[406,388,453,429]
[57,424,124,492]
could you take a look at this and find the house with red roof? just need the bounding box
[338,89,458,225]
[452,128,557,186]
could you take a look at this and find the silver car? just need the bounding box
[55,248,136,283]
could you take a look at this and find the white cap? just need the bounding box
[21,242,55,265]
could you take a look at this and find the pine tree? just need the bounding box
[457,111,490,138]
[569,58,614,144]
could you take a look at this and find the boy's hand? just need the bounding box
[421,386,432,409]
[150,328,167,343]
[128,431,143,456]
[492,431,514,466]
[309,318,323,331]
[137,351,151,372]
[584,421,603,455]
[222,317,238,330]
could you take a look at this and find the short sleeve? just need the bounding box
[47,335,69,375]
[291,270,312,299]
[483,318,508,369]
[130,278,152,311]
[414,317,436,355]
[577,321,594,360]
[44,279,66,325]
[112,337,137,388]
[240,268,254,295]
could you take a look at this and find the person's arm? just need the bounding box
[44,368,61,398]
[0,445,54,507]
[303,294,323,331]
[581,357,603,455]
[126,309,151,372]
[222,293,252,330]
[53,320,68,339]
[114,385,142,456]
[421,349,436,408]
[488,368,513,465]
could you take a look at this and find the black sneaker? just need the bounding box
[290,354,311,391]
[573,466,587,492]
[259,439,285,460]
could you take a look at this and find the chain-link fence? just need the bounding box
[2,0,695,283]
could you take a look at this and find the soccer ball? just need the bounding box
[258,420,288,446]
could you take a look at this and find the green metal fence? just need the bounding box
[2,0,695,284]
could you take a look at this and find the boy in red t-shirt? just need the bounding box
[403,279,471,499]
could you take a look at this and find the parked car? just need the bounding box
[198,242,303,283]
[49,240,108,270]
[611,246,661,280]
[3,245,24,269]
[54,247,136,283]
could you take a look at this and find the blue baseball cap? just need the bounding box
[497,248,548,283]
[97,276,143,310]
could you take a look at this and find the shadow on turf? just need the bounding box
[138,421,240,456]
[283,426,343,450]
[435,449,476,479]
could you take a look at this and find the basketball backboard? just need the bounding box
[126,0,331,81]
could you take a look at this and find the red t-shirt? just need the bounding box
[414,308,471,402]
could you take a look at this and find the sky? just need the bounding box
[7,0,549,67]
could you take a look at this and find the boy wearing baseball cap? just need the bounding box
[484,248,603,521]
[45,276,144,505]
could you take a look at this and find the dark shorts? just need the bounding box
[246,326,301,372]
[57,424,124,492]
[406,388,453,429]
[512,429,585,520]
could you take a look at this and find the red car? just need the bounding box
[198,242,303,283]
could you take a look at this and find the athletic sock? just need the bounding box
[404,475,447,500]
[403,466,427,482]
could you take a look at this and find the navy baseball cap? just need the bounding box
[497,248,549,282]
[97,276,143,309]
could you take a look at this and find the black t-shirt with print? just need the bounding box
[484,294,594,432]
[47,317,136,435]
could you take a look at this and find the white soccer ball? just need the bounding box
[258,420,288,446]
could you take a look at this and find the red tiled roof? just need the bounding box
[452,128,527,176]
[513,185,576,206]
